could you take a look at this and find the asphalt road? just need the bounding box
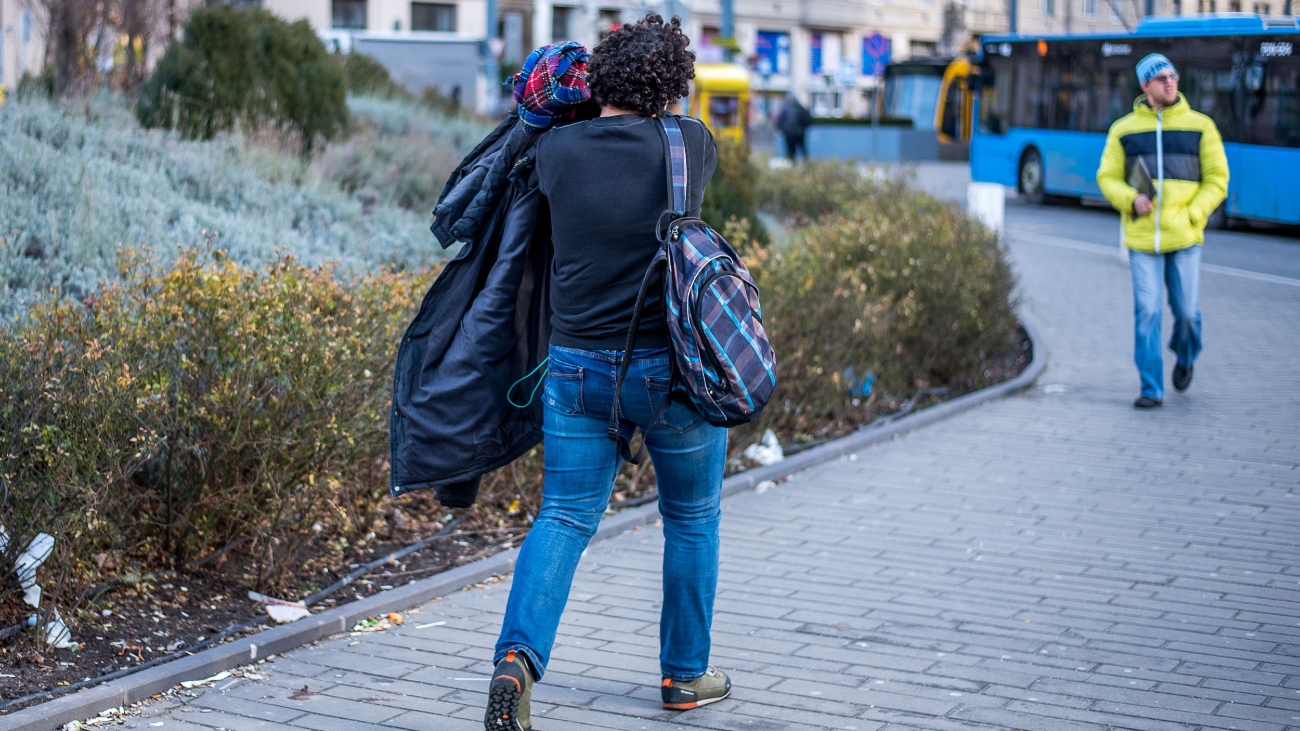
[903,160,1300,282]
[1005,199,1300,282]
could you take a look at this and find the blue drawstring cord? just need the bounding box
[507,356,550,408]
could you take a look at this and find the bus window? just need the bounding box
[941,78,962,139]
[885,73,944,130]
[980,55,1012,134]
[1008,46,1047,129]
[982,34,1298,140]
[1169,36,1243,142]
[709,96,741,128]
[1240,40,1300,148]
[1099,66,1136,131]
[1048,44,1095,132]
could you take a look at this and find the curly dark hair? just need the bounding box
[587,14,695,117]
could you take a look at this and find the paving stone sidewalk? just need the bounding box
[117,220,1300,730]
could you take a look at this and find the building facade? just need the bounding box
[0,0,47,94]
[271,0,1139,116]
[0,0,1184,113]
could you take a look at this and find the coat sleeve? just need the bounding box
[1186,119,1229,229]
[1097,125,1137,216]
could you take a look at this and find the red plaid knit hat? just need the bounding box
[509,41,591,135]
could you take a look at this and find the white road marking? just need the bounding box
[1007,230,1300,288]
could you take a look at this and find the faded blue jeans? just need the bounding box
[493,345,727,681]
[1130,245,1203,400]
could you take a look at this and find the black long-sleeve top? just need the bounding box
[536,113,716,350]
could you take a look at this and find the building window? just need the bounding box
[1172,0,1181,12]
[1228,0,1240,8]
[697,27,726,63]
[810,32,842,76]
[1085,0,1098,16]
[1252,1,1270,11]
[1042,0,1056,16]
[412,2,456,31]
[809,91,841,116]
[551,6,574,41]
[754,30,791,75]
[502,11,524,64]
[332,0,367,29]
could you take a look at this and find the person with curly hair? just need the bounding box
[484,14,731,731]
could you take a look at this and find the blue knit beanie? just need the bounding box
[1136,53,1176,86]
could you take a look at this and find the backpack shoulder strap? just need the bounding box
[604,116,689,465]
[659,116,688,217]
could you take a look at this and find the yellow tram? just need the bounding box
[690,63,750,142]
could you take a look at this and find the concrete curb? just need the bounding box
[1,311,1045,731]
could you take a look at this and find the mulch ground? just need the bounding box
[0,524,512,713]
[0,327,1030,715]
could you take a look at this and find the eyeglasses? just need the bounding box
[1150,72,1179,84]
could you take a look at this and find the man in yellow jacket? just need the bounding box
[1097,53,1228,409]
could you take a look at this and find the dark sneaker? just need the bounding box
[662,667,731,710]
[1173,364,1193,392]
[486,650,532,730]
[1134,395,1162,409]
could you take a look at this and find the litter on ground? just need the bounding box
[743,429,785,465]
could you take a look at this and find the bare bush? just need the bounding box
[25,0,167,95]
[0,248,429,611]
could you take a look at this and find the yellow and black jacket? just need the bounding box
[1097,93,1229,254]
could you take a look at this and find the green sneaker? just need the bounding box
[661,667,732,710]
[485,650,533,730]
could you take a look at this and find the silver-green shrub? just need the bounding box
[0,96,488,318]
[317,96,495,214]
[735,161,1022,445]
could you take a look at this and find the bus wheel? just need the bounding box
[1019,149,1045,204]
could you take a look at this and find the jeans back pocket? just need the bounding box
[544,362,584,415]
[646,377,703,433]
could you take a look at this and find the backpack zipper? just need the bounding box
[692,267,762,397]
[693,269,738,396]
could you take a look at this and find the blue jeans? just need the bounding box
[493,345,727,681]
[1130,245,1202,400]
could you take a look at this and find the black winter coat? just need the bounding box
[389,111,554,507]
[777,100,813,138]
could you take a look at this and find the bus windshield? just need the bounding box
[884,67,945,130]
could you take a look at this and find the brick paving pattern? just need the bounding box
[121,212,1300,730]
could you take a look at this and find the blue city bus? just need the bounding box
[971,14,1300,226]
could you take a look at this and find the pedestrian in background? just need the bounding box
[776,93,813,161]
[1097,53,1228,409]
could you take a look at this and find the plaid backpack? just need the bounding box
[609,116,778,462]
